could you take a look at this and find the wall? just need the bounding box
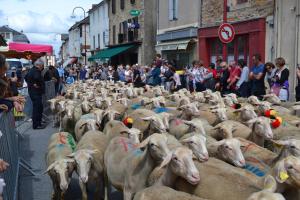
[68,28,81,58]
[202,0,274,27]
[274,0,299,100]
[157,0,200,34]
[89,2,109,51]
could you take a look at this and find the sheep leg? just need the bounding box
[94,175,103,200]
[79,180,88,200]
[104,173,111,200]
[123,186,133,200]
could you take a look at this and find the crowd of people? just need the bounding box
[57,54,299,102]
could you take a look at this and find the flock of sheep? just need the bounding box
[46,79,300,200]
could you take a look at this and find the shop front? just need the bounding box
[198,18,266,67]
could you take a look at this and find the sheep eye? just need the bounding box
[288,165,293,170]
[150,143,155,147]
[290,145,296,149]
[189,141,194,144]
[173,157,178,161]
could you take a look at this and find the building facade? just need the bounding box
[68,17,91,65]
[0,25,30,43]
[199,0,274,67]
[107,0,157,66]
[274,0,300,100]
[89,1,109,55]
[156,0,201,67]
[59,34,70,64]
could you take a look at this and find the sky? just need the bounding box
[0,0,101,56]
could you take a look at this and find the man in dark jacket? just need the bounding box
[25,59,46,129]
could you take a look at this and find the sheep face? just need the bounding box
[48,99,57,111]
[69,149,97,184]
[275,156,300,187]
[46,159,75,192]
[138,133,170,163]
[248,96,260,105]
[247,191,285,200]
[224,97,234,107]
[142,116,167,133]
[217,138,246,168]
[181,134,209,162]
[248,117,273,140]
[65,105,74,119]
[211,108,228,122]
[183,120,206,135]
[274,139,300,158]
[127,128,142,144]
[226,93,239,104]
[167,147,200,185]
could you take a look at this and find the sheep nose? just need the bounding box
[203,154,209,161]
[239,160,246,167]
[192,173,200,181]
[80,176,88,183]
[166,128,170,132]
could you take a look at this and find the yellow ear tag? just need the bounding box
[279,171,289,181]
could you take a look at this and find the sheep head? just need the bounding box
[233,105,257,121]
[274,156,300,187]
[141,115,167,133]
[246,117,273,140]
[46,159,75,192]
[181,134,209,162]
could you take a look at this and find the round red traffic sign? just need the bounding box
[218,23,235,43]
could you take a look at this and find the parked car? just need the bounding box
[6,58,23,78]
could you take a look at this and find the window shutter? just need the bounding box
[168,0,174,20]
[174,0,178,19]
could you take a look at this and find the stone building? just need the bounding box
[103,0,157,66]
[156,0,201,67]
[199,0,274,67]
[0,25,30,43]
[274,0,300,100]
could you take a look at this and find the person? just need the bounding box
[112,66,120,82]
[188,61,197,92]
[44,65,60,95]
[118,65,126,82]
[216,62,230,94]
[124,65,133,83]
[264,62,276,88]
[172,67,182,91]
[133,64,144,87]
[236,59,250,97]
[0,159,9,173]
[193,60,207,92]
[0,54,25,113]
[79,65,87,81]
[227,61,241,93]
[150,63,161,86]
[296,65,300,102]
[25,59,46,129]
[273,57,289,101]
[249,54,265,98]
[203,63,215,91]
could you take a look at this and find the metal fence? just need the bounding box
[0,112,20,200]
[0,80,56,200]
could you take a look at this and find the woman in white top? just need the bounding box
[236,59,250,97]
[124,65,133,83]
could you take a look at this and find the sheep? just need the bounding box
[247,175,286,200]
[68,131,107,200]
[169,118,206,140]
[212,117,273,147]
[206,136,246,168]
[48,97,66,127]
[248,95,261,105]
[175,156,300,200]
[133,186,206,200]
[197,106,228,126]
[104,121,143,144]
[74,118,101,141]
[178,102,202,120]
[227,104,258,122]
[128,109,168,137]
[263,93,282,105]
[271,139,300,165]
[104,133,171,200]
[61,102,82,134]
[45,132,76,200]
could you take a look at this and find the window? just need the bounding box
[122,21,128,42]
[98,34,100,48]
[120,0,125,10]
[168,0,178,21]
[237,0,248,4]
[112,0,116,14]
[113,25,116,45]
[93,35,96,49]
[130,0,135,4]
[133,17,139,40]
[79,27,83,37]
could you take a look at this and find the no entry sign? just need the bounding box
[218,23,235,43]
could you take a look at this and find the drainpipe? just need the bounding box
[294,0,300,100]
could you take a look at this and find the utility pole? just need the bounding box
[222,0,228,62]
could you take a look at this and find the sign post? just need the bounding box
[222,0,228,61]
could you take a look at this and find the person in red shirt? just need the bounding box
[227,61,242,93]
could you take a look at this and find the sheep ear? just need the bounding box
[141,116,153,121]
[64,158,75,164]
[45,162,57,174]
[79,122,88,130]
[158,153,172,170]
[246,118,257,129]
[180,137,192,144]
[264,175,277,192]
[67,153,76,158]
[275,160,289,183]
[271,140,290,147]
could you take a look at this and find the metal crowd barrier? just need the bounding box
[0,112,20,200]
[43,80,56,114]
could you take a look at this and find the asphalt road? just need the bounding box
[18,119,123,200]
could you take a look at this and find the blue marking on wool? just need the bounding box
[153,107,170,113]
[131,104,142,110]
[245,163,266,177]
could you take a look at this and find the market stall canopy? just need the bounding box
[88,44,136,61]
[9,42,53,55]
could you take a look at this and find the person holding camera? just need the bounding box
[296,65,300,102]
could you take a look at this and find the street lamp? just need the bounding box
[71,6,87,65]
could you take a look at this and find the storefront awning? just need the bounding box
[9,42,53,55]
[155,39,194,52]
[88,44,136,61]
